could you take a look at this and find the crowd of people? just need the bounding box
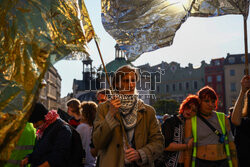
[7,65,250,167]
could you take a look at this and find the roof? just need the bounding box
[104,57,133,73]
[77,91,97,103]
[224,53,250,65]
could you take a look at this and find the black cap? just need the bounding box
[28,103,48,123]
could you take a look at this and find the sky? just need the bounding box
[54,0,250,97]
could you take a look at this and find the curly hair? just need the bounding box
[197,86,218,110]
[80,101,97,126]
[179,95,200,114]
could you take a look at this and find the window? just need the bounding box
[172,84,175,91]
[166,84,169,92]
[179,83,182,91]
[186,82,189,90]
[228,57,235,64]
[241,56,245,63]
[157,85,160,92]
[230,69,235,76]
[207,76,212,83]
[215,60,220,66]
[194,81,198,89]
[217,75,222,82]
[230,83,236,92]
[217,84,222,93]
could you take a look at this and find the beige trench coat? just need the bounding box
[93,100,164,167]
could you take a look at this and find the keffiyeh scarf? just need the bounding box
[36,110,59,139]
[119,95,139,130]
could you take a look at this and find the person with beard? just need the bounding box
[92,65,164,167]
[155,95,199,167]
[231,75,250,167]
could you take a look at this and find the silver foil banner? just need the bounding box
[101,0,249,61]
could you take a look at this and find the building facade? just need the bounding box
[138,61,207,104]
[205,58,225,112]
[72,55,100,102]
[224,53,250,110]
[38,65,62,110]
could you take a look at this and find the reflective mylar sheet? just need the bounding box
[0,0,94,162]
[101,0,249,61]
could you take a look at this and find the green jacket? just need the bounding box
[5,123,36,167]
[93,100,164,167]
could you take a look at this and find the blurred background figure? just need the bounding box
[231,75,250,167]
[77,101,97,167]
[67,98,81,128]
[162,113,170,123]
[96,89,111,104]
[89,89,111,166]
[4,123,36,167]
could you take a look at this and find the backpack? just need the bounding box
[52,120,85,167]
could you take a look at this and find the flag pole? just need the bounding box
[94,37,113,90]
[94,37,130,147]
[243,15,249,75]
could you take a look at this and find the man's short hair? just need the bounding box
[66,98,81,115]
[112,65,139,90]
[96,89,111,96]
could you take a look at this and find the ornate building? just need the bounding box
[38,65,62,110]
[72,55,100,102]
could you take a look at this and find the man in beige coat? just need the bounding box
[93,65,164,167]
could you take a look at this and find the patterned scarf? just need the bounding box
[36,110,59,139]
[119,95,139,131]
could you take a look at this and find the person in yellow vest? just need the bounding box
[4,123,36,167]
[184,86,238,167]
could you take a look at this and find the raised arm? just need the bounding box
[231,75,250,126]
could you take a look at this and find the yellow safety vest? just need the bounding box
[5,123,36,167]
[191,112,232,167]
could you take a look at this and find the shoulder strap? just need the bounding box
[216,112,226,135]
[216,112,233,167]
[191,116,197,167]
[197,113,222,137]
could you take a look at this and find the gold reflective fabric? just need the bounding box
[0,0,94,163]
[101,0,249,61]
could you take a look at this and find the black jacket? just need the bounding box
[28,119,72,167]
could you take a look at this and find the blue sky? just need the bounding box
[54,0,250,97]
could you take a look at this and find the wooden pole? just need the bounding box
[94,37,113,91]
[243,15,249,75]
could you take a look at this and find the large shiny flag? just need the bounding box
[101,0,249,61]
[0,0,94,163]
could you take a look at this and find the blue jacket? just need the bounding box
[28,119,72,167]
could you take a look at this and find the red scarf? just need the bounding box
[36,110,59,139]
